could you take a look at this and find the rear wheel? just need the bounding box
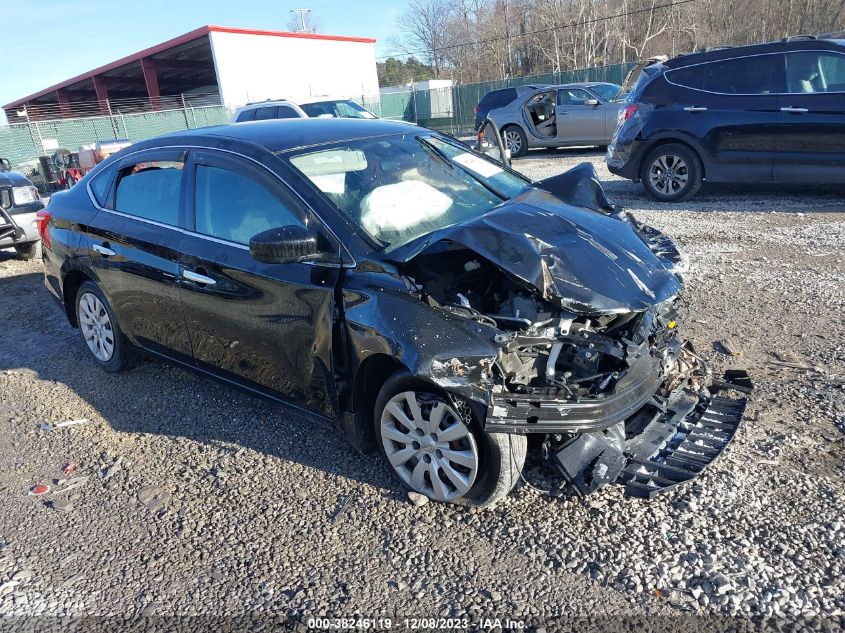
[14,242,40,260]
[75,281,131,372]
[641,143,703,202]
[502,125,528,158]
[374,372,526,505]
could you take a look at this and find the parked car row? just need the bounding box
[477,35,845,201]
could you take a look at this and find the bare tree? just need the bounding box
[393,0,845,85]
[394,0,454,77]
[287,10,319,33]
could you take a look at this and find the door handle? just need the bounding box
[683,106,708,112]
[780,106,808,113]
[92,243,116,257]
[182,269,216,286]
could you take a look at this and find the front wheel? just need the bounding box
[641,143,703,202]
[374,372,526,505]
[502,125,528,158]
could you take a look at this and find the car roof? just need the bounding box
[296,96,356,105]
[238,99,297,109]
[163,118,420,153]
[512,82,616,93]
[664,37,845,68]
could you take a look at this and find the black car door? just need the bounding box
[775,50,845,183]
[178,148,341,416]
[85,148,194,361]
[688,53,783,182]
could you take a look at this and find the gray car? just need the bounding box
[479,83,623,157]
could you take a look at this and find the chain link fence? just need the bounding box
[0,60,635,187]
[0,104,231,188]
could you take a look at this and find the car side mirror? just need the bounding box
[584,98,600,106]
[249,225,318,264]
[0,158,10,173]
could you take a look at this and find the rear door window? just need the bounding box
[236,109,256,122]
[276,105,300,119]
[666,65,705,90]
[113,153,185,226]
[702,54,782,94]
[479,88,517,109]
[557,88,594,105]
[786,51,845,93]
[253,106,278,121]
[89,163,118,206]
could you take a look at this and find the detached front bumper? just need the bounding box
[483,340,750,498]
[486,346,663,434]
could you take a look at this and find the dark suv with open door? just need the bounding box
[606,37,845,201]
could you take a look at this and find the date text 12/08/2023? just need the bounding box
[307,617,527,630]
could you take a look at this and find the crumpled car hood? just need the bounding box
[387,173,683,314]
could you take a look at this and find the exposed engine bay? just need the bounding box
[391,171,748,498]
[404,243,682,400]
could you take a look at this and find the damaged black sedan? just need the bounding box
[41,118,745,505]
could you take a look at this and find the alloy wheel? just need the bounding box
[78,292,115,361]
[648,154,689,196]
[380,391,479,502]
[504,129,523,154]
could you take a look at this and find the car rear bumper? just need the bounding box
[606,141,642,180]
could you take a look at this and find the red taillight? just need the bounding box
[36,209,52,250]
[621,103,638,123]
[474,105,480,113]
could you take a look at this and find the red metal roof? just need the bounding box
[3,25,377,109]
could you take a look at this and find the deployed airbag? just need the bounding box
[361,180,453,238]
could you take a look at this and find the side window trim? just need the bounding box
[664,51,793,95]
[87,162,119,209]
[186,148,342,262]
[785,50,845,94]
[108,148,188,229]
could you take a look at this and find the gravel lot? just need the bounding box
[1,150,843,630]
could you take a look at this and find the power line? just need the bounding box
[377,0,699,61]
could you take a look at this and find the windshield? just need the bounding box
[283,133,529,250]
[300,100,376,119]
[590,83,622,101]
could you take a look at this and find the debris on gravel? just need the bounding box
[407,491,429,507]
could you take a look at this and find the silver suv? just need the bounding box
[477,83,623,157]
[232,98,377,123]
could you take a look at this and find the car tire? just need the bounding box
[74,281,131,372]
[502,125,528,158]
[641,143,703,202]
[374,371,526,506]
[14,242,40,260]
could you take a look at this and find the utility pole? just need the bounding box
[289,9,312,33]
